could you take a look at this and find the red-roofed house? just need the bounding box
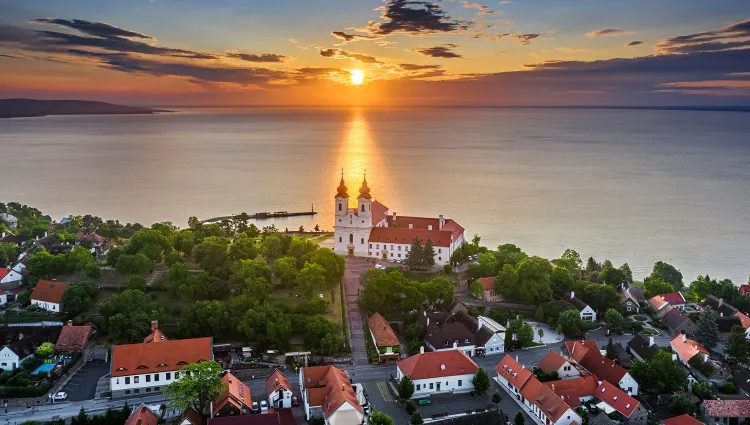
[660,292,686,310]
[213,373,252,416]
[594,381,647,425]
[660,414,704,425]
[647,295,670,316]
[366,312,400,362]
[124,405,160,425]
[544,375,599,407]
[266,368,293,409]
[55,321,94,353]
[563,340,639,395]
[670,334,709,366]
[0,266,22,285]
[740,285,750,297]
[735,312,750,339]
[110,321,213,398]
[30,280,69,312]
[537,350,580,379]
[333,176,465,265]
[298,365,364,425]
[701,399,750,424]
[476,277,502,302]
[397,349,478,398]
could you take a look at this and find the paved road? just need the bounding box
[61,361,110,401]
[344,257,374,365]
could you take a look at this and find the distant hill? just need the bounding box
[0,99,167,119]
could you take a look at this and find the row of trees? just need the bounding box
[405,236,436,271]
[359,269,454,315]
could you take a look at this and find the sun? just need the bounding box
[350,69,365,85]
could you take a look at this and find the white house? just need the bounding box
[298,364,364,425]
[0,290,7,307]
[110,321,213,398]
[563,340,639,396]
[568,292,596,321]
[333,174,465,266]
[396,348,478,398]
[476,316,505,356]
[266,368,293,409]
[0,214,18,228]
[0,267,23,284]
[536,350,580,379]
[30,280,69,312]
[0,345,28,371]
[670,334,709,366]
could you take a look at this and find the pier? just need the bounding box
[200,206,317,224]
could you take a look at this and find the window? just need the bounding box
[134,389,140,394]
[339,237,342,243]
[349,234,354,243]
[146,375,151,383]
[338,203,342,211]
[390,245,394,249]
[439,249,442,253]
[361,238,364,244]
[429,383,434,390]
[398,254,401,258]
[1,363,5,366]
[155,387,159,391]
[154,374,159,382]
[125,377,131,385]
[369,252,372,256]
[166,372,171,380]
[398,246,401,251]
[369,244,372,249]
[146,388,151,393]
[376,244,379,249]
[438,257,441,261]
[458,380,462,386]
[626,306,631,312]
[134,376,139,384]
[125,390,131,395]
[175,372,179,379]
[416,384,420,391]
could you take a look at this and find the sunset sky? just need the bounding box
[1,0,749,106]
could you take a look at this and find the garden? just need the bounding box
[0,343,81,399]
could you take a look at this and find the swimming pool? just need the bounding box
[32,362,57,375]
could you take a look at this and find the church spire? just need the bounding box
[358,170,372,199]
[335,169,349,198]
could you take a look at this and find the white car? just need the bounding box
[52,392,67,401]
[375,264,384,270]
[260,400,269,412]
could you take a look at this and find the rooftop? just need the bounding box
[626,333,661,361]
[660,414,705,425]
[670,334,708,363]
[659,292,686,305]
[477,277,496,291]
[496,355,533,390]
[300,365,362,419]
[595,380,639,418]
[124,405,159,425]
[266,368,291,396]
[55,323,93,351]
[702,399,750,418]
[398,349,478,380]
[537,350,568,373]
[647,295,668,311]
[213,373,252,415]
[544,375,599,407]
[111,326,212,377]
[367,312,399,347]
[30,280,69,304]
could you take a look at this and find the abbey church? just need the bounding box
[333,174,466,266]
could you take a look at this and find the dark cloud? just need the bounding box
[626,41,643,47]
[226,52,288,63]
[295,67,350,79]
[413,44,462,58]
[319,48,382,64]
[513,33,540,45]
[30,18,151,39]
[330,31,377,42]
[398,63,442,70]
[0,20,37,43]
[586,28,630,37]
[657,18,750,54]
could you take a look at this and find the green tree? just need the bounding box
[369,412,395,425]
[650,261,684,290]
[67,246,93,271]
[422,238,436,269]
[272,256,299,286]
[549,266,575,297]
[296,263,328,298]
[491,390,502,410]
[668,393,697,415]
[71,407,89,425]
[514,411,525,425]
[470,280,484,298]
[228,233,258,261]
[310,248,345,287]
[606,337,616,360]
[179,300,231,339]
[100,289,165,343]
[397,375,415,400]
[0,242,21,267]
[535,308,545,323]
[230,258,272,286]
[127,275,147,291]
[192,236,230,273]
[557,309,583,337]
[115,253,151,275]
[644,278,675,298]
[35,341,54,357]
[84,263,101,279]
[62,280,97,317]
[245,277,272,303]
[410,411,423,425]
[552,249,582,275]
[287,237,318,266]
[605,309,624,333]
[517,323,534,347]
[173,230,196,256]
[164,361,227,415]
[260,233,285,261]
[169,262,190,287]
[629,351,688,394]
[620,263,634,284]
[581,282,621,312]
[599,266,628,288]
[515,256,553,304]
[692,379,717,399]
[696,307,720,349]
[405,400,416,415]
[320,333,340,355]
[26,248,69,279]
[406,236,423,270]
[724,325,750,369]
[537,327,544,342]
[472,367,490,396]
[496,244,527,268]
[496,264,520,300]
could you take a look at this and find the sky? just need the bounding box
[1,0,749,106]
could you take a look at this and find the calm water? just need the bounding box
[1,107,749,283]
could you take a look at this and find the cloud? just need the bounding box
[657,18,750,54]
[0,20,38,43]
[330,31,377,42]
[294,67,350,80]
[513,33,540,45]
[413,44,462,58]
[319,48,382,64]
[30,18,151,39]
[626,41,643,47]
[398,63,442,70]
[460,1,494,15]
[586,28,632,37]
[226,52,289,63]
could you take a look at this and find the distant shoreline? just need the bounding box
[0,98,170,119]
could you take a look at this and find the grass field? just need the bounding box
[267,284,343,325]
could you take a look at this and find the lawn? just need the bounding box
[641,327,659,335]
[402,270,451,283]
[307,234,332,244]
[267,284,343,325]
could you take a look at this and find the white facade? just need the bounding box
[553,360,580,379]
[31,299,60,312]
[0,346,24,371]
[477,316,506,355]
[0,292,7,306]
[523,397,581,425]
[579,305,596,321]
[428,341,476,358]
[0,269,22,284]
[367,241,456,266]
[111,369,180,397]
[618,374,640,396]
[396,366,475,398]
[268,387,293,409]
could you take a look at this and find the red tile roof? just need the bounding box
[537,351,567,373]
[0,268,9,280]
[595,381,639,418]
[647,295,668,311]
[477,277,496,291]
[55,324,93,351]
[521,376,574,422]
[300,365,362,418]
[566,340,628,386]
[30,280,69,304]
[740,285,750,296]
[175,408,204,425]
[369,227,454,247]
[213,373,252,415]
[544,375,599,406]
[496,355,533,390]
[736,312,750,329]
[367,312,399,347]
[660,414,704,425]
[143,327,169,343]
[398,349,478,380]
[564,340,599,364]
[660,292,686,305]
[670,335,708,363]
[111,335,213,377]
[371,201,389,225]
[266,368,291,396]
[702,399,750,418]
[125,405,159,425]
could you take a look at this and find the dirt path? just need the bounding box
[343,257,373,365]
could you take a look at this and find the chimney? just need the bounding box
[682,334,687,343]
[477,317,483,331]
[515,355,519,362]
[45,231,48,237]
[1,232,5,238]
[552,384,555,391]
[570,291,575,299]
[719,298,724,306]
[649,336,654,347]
[393,212,397,221]
[151,320,159,331]
[420,346,424,355]
[721,312,724,317]
[423,311,426,317]
[67,320,73,326]
[229,376,232,383]
[439,215,445,229]
[453,341,458,349]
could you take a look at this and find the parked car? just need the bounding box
[260,400,269,412]
[52,392,67,401]
[291,395,300,407]
[251,401,260,413]
[417,399,431,406]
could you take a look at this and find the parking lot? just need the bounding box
[60,361,110,401]
[416,392,496,419]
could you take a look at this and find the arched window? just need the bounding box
[338,203,342,211]
[349,234,354,243]
[361,238,364,244]
[361,204,365,212]
[339,237,342,243]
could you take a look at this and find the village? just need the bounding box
[1,177,750,425]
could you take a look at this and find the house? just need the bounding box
[734,312,750,339]
[563,340,639,395]
[213,372,252,416]
[495,355,581,425]
[266,368,293,409]
[543,375,599,407]
[333,176,465,265]
[124,405,160,425]
[647,295,670,316]
[701,399,750,425]
[0,214,18,228]
[620,289,641,314]
[662,306,698,336]
[659,293,687,310]
[476,277,502,302]
[0,289,6,306]
[0,267,22,285]
[589,412,615,425]
[55,321,94,353]
[474,316,506,356]
[704,296,739,317]
[298,364,364,424]
[0,233,28,247]
[110,321,213,398]
[594,381,647,425]
[366,312,400,362]
[418,310,476,356]
[660,414,704,425]
[396,348,478,398]
[175,408,204,425]
[208,411,297,425]
[30,280,69,312]
[537,350,580,379]
[0,326,61,371]
[740,285,750,297]
[716,315,744,333]
[626,333,661,361]
[567,292,596,320]
[670,334,708,366]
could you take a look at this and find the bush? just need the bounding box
[535,370,560,382]
[720,382,736,394]
[84,263,101,279]
[405,400,416,415]
[443,264,452,274]
[0,382,52,398]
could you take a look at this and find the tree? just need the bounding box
[553,249,582,275]
[84,263,102,279]
[296,263,327,298]
[605,309,624,333]
[228,233,258,261]
[491,390,502,410]
[557,309,583,337]
[178,301,231,339]
[606,337,616,360]
[549,266,575,296]
[100,289,166,343]
[67,246,93,271]
[599,266,628,288]
[496,264,520,300]
[514,411,525,425]
[174,230,196,256]
[26,248,69,279]
[644,278,675,298]
[692,379,717,399]
[127,275,147,291]
[517,323,534,347]
[35,341,54,357]
[310,249,345,288]
[650,261,684,290]
[245,277,272,303]
[515,257,553,304]
[581,283,621,312]
[406,236,423,270]
[0,242,21,267]
[192,237,230,273]
[260,233,285,261]
[369,412,395,425]
[496,244,527,268]
[725,325,750,369]
[470,280,484,298]
[272,256,299,286]
[668,393,697,415]
[629,351,688,394]
[115,253,151,275]
[397,375,415,400]
[164,361,226,414]
[71,407,89,425]
[320,333,340,355]
[62,280,97,317]
[410,411,423,425]
[696,307,720,349]
[472,367,490,396]
[422,238,436,269]
[537,327,544,342]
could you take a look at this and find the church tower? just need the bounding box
[333,172,374,256]
[357,173,372,222]
[334,172,348,217]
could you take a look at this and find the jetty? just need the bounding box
[200,206,317,224]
